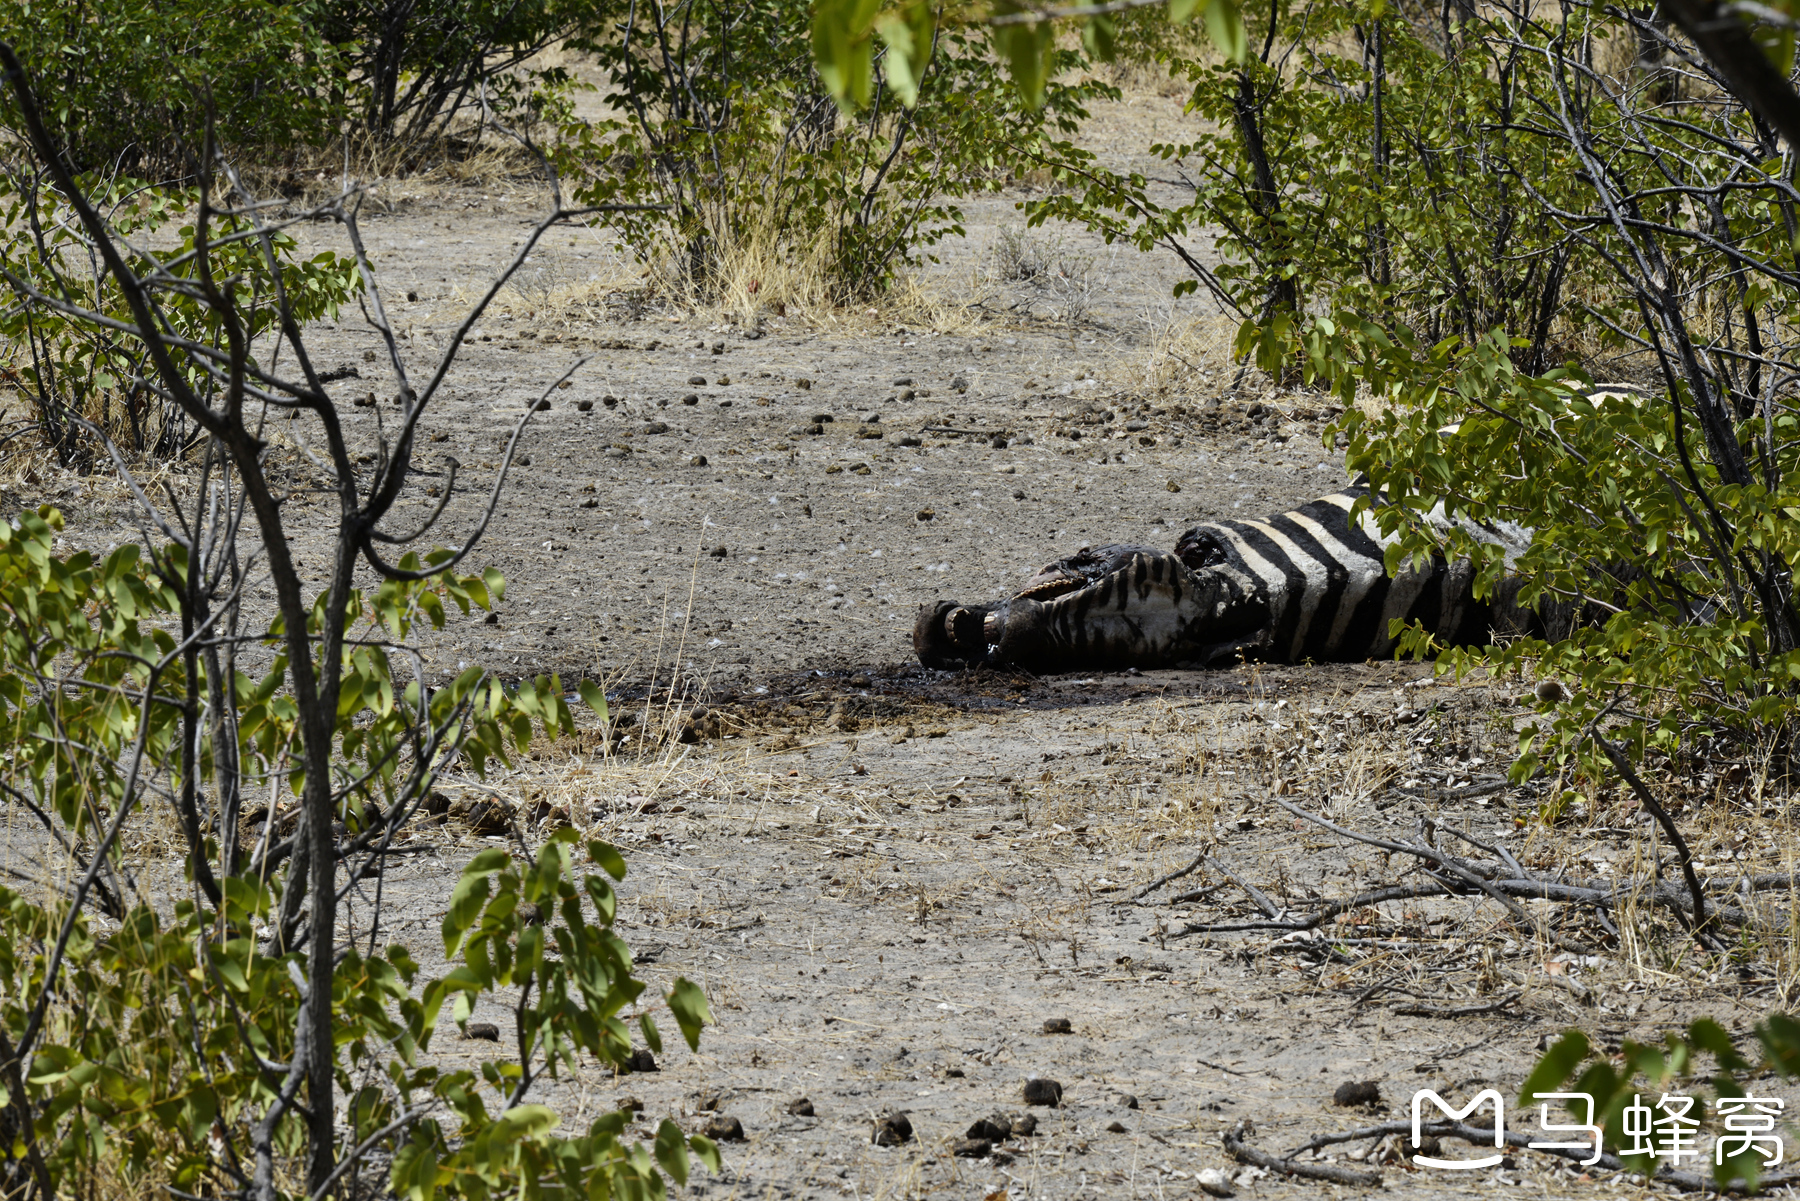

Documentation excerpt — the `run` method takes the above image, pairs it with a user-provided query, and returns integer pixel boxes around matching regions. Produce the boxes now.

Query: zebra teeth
[945,606,985,652]
[1018,578,1084,602]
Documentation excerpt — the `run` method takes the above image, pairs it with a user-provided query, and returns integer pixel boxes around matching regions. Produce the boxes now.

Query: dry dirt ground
[19,89,1800,1200]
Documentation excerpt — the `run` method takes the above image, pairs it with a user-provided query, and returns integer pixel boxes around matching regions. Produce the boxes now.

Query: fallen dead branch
[1223,1121,1382,1187]
[1285,1120,1800,1192]
[1390,990,1521,1018]
[1143,796,1784,956]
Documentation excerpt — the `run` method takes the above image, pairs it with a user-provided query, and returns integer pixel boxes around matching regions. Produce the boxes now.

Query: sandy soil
[20,87,1800,1201]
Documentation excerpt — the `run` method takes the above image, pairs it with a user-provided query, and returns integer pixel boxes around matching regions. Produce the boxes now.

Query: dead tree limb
[1223,1121,1383,1187]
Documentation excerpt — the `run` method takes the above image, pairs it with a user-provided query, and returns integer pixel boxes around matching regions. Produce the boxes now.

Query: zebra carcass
[913,484,1555,672]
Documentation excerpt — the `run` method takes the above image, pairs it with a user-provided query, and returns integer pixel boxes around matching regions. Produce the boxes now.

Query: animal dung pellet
[966,1115,1010,1141]
[643,421,669,434]
[796,378,813,390]
[617,1095,644,1113]
[717,375,731,385]
[1041,1017,1072,1034]
[892,377,913,386]
[1117,1094,1139,1110]
[709,546,728,558]
[916,509,935,521]
[533,398,551,411]
[690,455,708,466]
[1333,1080,1382,1107]
[1105,1121,1127,1134]
[576,399,594,412]
[688,375,707,385]
[952,1138,992,1158]
[811,412,834,423]
[787,1097,815,1116]
[696,1091,723,1111]
[871,1112,913,1145]
[682,393,699,405]
[462,1022,500,1041]
[703,1115,745,1141]
[624,1048,658,1073]
[1010,1114,1038,1136]
[1023,1078,1063,1106]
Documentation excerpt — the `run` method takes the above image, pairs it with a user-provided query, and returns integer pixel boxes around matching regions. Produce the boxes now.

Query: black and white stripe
[913,485,1537,672]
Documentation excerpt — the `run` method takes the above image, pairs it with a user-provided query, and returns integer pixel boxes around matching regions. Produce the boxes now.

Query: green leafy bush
[1029,0,1584,374]
[562,0,1109,307]
[0,507,716,1199]
[0,175,361,467]
[0,1,335,172]
[0,0,583,176]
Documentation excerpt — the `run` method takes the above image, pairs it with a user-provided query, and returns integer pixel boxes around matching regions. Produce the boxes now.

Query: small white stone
[1197,1167,1235,1197]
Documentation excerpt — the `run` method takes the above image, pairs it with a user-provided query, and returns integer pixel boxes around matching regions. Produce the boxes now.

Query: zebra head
[913,547,1273,671]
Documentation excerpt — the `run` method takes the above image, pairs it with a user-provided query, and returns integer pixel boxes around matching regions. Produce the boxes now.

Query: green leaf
[639,1013,663,1055]
[989,6,1055,109]
[578,679,609,726]
[1203,0,1248,65]
[812,0,880,109]
[500,1104,557,1139]
[688,1134,722,1174]
[588,839,628,881]
[390,1135,439,1201]
[875,0,936,107]
[1082,13,1117,61]
[1689,1018,1753,1074]
[1757,1013,1800,1077]
[655,1118,691,1185]
[667,977,712,1052]
[1519,1030,1589,1106]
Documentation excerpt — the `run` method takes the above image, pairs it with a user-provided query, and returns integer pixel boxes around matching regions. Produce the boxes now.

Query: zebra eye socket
[1177,535,1229,569]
